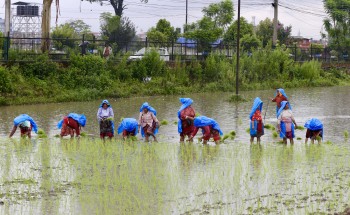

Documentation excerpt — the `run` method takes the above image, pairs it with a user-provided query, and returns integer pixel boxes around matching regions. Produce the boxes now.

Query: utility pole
[5,0,11,35]
[185,0,188,32]
[272,0,278,46]
[236,0,241,95]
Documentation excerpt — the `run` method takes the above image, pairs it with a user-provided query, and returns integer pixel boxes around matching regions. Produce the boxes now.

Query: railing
[0,35,349,63]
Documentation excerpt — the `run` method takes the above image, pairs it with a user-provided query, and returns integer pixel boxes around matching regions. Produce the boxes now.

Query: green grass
[345,130,349,139]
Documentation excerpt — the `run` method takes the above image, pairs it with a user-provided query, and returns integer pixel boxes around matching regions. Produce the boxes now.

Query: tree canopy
[147,19,178,44]
[184,0,233,51]
[100,12,136,51]
[223,17,254,44]
[51,20,92,50]
[255,18,292,47]
[323,0,350,49]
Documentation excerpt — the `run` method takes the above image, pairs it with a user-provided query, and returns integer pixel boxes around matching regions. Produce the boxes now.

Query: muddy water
[0,86,349,142]
[0,86,350,214]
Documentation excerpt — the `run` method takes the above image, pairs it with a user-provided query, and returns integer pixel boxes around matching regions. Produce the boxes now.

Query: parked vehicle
[128,47,169,61]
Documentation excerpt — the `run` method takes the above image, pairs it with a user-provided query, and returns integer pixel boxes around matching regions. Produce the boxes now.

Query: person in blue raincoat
[304,118,323,144]
[138,102,159,142]
[57,113,86,138]
[277,101,298,144]
[271,88,288,117]
[118,118,139,140]
[9,114,38,138]
[97,99,115,140]
[249,97,264,144]
[177,98,196,142]
[188,116,223,144]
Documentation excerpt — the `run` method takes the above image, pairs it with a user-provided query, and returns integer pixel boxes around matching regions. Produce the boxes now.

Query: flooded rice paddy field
[0,86,350,214]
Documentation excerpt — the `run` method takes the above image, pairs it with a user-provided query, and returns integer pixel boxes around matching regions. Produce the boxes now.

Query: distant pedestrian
[103,43,112,59]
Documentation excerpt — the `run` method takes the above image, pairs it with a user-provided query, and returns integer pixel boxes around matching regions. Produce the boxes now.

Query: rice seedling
[222,134,230,141]
[37,129,47,138]
[272,131,278,138]
[173,121,178,125]
[246,128,250,133]
[264,124,275,130]
[160,120,168,125]
[295,125,305,130]
[129,136,138,141]
[228,95,247,103]
[1,126,350,215]
[297,137,302,140]
[344,130,349,139]
[222,131,236,142]
[80,132,87,137]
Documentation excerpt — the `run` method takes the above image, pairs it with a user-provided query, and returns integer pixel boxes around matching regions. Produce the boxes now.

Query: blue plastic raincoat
[117,118,139,135]
[277,101,294,138]
[139,102,158,137]
[177,98,193,134]
[249,97,264,136]
[14,114,38,134]
[193,116,223,136]
[57,113,87,129]
[304,118,323,139]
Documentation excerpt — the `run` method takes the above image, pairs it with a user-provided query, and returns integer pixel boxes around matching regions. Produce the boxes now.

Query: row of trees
[50,0,293,54]
[45,0,350,55]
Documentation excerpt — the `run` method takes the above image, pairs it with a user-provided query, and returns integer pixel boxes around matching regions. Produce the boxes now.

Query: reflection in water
[200,144,220,165]
[249,144,263,175]
[178,142,199,172]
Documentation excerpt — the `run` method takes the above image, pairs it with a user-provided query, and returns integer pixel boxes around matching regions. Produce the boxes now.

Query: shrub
[0,67,13,94]
[20,54,60,79]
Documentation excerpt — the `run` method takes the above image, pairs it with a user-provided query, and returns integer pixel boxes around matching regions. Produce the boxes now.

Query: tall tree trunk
[111,0,123,16]
[41,0,53,53]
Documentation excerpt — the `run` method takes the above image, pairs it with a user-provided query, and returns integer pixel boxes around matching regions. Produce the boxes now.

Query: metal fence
[0,35,349,63]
